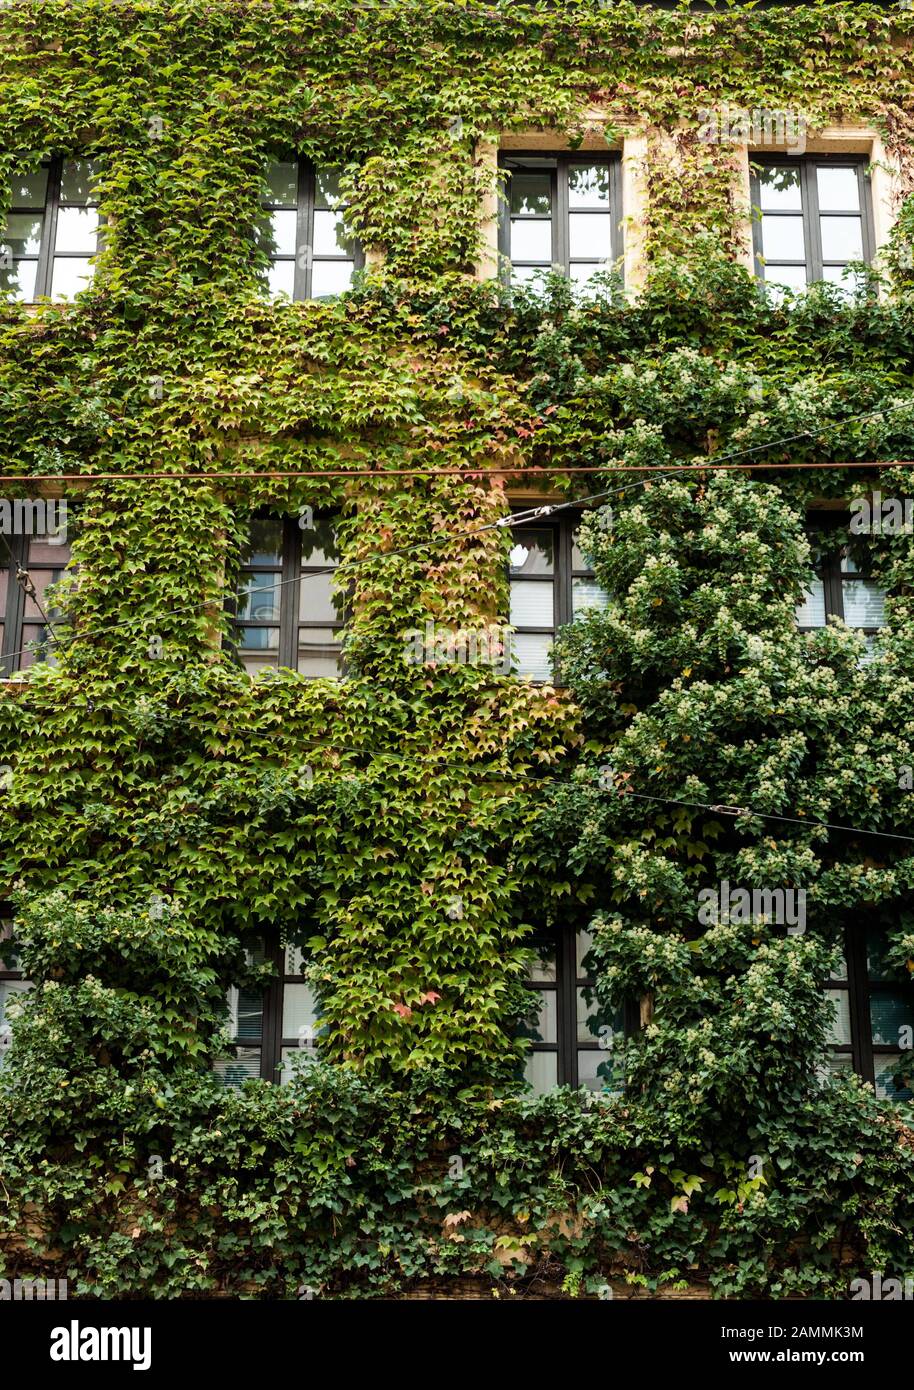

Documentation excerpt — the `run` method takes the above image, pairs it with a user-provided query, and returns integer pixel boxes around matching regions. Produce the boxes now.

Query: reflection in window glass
[502,155,620,287]
[1,157,101,301]
[752,159,870,292]
[261,159,359,301]
[235,515,344,678]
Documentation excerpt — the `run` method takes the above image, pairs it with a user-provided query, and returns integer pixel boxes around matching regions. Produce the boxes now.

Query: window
[216,939,320,1087]
[233,514,344,677]
[824,926,914,1101]
[795,516,887,653]
[499,154,623,289]
[750,157,875,295]
[259,159,362,300]
[0,526,73,678]
[521,927,631,1094]
[0,909,29,1066]
[508,510,610,681]
[0,158,102,301]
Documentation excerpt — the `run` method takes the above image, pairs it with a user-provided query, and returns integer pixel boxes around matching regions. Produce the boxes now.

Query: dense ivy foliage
[1,0,913,1298]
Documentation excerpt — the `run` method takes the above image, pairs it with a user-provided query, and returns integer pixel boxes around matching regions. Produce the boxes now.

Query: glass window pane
[285,943,308,975]
[510,264,549,287]
[829,937,848,982]
[796,580,826,627]
[761,215,806,261]
[54,207,99,253]
[825,988,852,1046]
[241,654,278,673]
[298,571,343,623]
[575,929,594,976]
[820,216,863,263]
[214,1048,261,1087]
[757,166,802,210]
[3,212,43,256]
[509,579,554,628]
[233,987,264,1042]
[268,258,295,298]
[816,166,860,212]
[865,929,892,981]
[10,168,48,208]
[874,1054,913,1102]
[0,978,30,1026]
[300,517,339,565]
[870,991,914,1047]
[310,260,353,297]
[572,577,611,615]
[241,518,283,566]
[238,626,279,651]
[19,623,54,667]
[568,164,610,209]
[267,208,297,257]
[314,168,342,209]
[280,1046,319,1083]
[577,985,623,1045]
[0,570,6,610]
[822,264,866,296]
[823,1052,853,1079]
[510,172,551,216]
[3,260,37,300]
[842,580,886,628]
[527,943,557,983]
[237,573,281,623]
[282,982,317,1038]
[519,991,557,1045]
[569,212,612,260]
[510,218,552,263]
[313,208,352,257]
[570,263,610,293]
[577,1049,621,1093]
[50,257,93,299]
[296,642,342,678]
[512,632,553,681]
[523,1050,557,1094]
[24,570,67,620]
[508,530,554,575]
[265,161,298,205]
[59,159,100,204]
[28,532,70,564]
[763,263,808,294]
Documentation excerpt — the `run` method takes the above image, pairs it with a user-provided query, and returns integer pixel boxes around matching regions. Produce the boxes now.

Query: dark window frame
[0,528,72,679]
[825,924,914,1099]
[749,154,876,288]
[4,155,103,301]
[231,511,346,678]
[224,940,319,1084]
[0,908,26,1057]
[508,507,606,684]
[261,156,364,301]
[525,927,637,1089]
[798,510,886,639]
[498,151,624,284]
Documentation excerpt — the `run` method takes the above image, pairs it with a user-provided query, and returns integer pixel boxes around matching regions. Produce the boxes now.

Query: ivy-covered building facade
[1,0,914,1301]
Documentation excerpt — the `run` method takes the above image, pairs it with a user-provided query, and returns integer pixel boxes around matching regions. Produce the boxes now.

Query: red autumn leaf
[392,1002,412,1019]
[418,991,441,1006]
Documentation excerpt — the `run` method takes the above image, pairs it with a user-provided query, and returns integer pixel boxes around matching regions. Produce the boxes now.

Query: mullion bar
[1,534,28,677]
[279,518,299,670]
[561,927,577,1086]
[294,158,311,302]
[847,928,875,1084]
[554,163,568,272]
[802,160,822,283]
[34,156,60,298]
